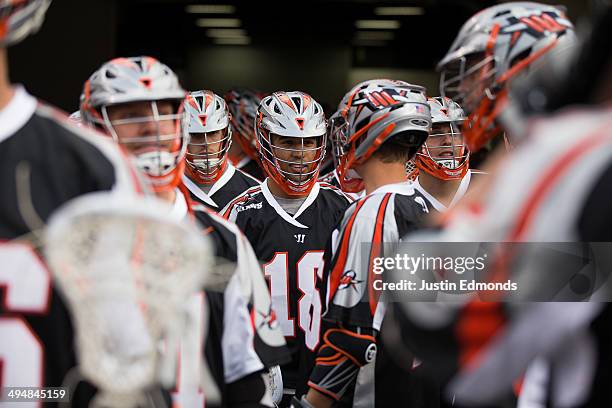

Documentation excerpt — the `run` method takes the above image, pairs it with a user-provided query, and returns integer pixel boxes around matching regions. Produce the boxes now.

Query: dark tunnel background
[8,0,598,113]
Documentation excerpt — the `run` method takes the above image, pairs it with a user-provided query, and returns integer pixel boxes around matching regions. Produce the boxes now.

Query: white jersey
[392,107,612,408]
[412,169,482,213]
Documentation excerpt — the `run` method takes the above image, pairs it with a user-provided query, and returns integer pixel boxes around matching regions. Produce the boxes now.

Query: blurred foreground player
[0,1,144,406]
[437,1,575,153]
[385,3,612,408]
[81,56,288,407]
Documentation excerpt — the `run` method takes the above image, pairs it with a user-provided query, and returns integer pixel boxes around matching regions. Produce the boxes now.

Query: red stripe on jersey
[329,197,371,297]
[509,120,612,240]
[455,301,506,369]
[367,193,391,317]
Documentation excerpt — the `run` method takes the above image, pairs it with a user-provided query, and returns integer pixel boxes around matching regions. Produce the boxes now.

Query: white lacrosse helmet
[438,2,575,151]
[225,88,263,160]
[416,97,469,180]
[255,91,327,196]
[80,56,188,193]
[333,79,431,192]
[183,90,232,183]
[0,0,52,47]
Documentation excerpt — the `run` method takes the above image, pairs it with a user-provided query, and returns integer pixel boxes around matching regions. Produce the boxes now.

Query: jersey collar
[0,86,37,144]
[261,179,321,229]
[182,163,236,208]
[414,169,472,212]
[369,180,417,196]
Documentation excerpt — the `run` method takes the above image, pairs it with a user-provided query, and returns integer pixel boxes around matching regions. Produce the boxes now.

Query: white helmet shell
[438,2,575,103]
[0,0,52,47]
[258,91,326,138]
[184,90,230,133]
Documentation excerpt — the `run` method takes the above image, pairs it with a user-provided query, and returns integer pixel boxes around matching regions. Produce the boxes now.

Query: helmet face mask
[184,90,232,184]
[328,114,349,169]
[264,133,324,186]
[80,57,188,193]
[186,128,232,183]
[440,52,496,114]
[416,97,469,180]
[103,100,188,190]
[328,113,364,192]
[256,91,327,196]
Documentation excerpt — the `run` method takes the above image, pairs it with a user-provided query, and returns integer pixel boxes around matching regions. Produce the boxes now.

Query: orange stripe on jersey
[367,193,392,317]
[308,381,340,401]
[455,301,506,369]
[329,197,372,297]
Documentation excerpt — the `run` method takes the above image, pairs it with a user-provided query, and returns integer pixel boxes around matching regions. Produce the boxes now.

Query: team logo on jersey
[236,201,263,213]
[338,270,363,292]
[257,306,279,331]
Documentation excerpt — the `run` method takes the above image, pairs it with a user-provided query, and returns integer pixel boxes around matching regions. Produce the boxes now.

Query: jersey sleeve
[221,271,266,383]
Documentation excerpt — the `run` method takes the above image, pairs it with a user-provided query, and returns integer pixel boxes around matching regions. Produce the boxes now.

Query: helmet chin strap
[133,150,177,177]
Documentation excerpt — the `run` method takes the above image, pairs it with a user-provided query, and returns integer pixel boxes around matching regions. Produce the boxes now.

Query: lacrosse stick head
[45,191,213,403]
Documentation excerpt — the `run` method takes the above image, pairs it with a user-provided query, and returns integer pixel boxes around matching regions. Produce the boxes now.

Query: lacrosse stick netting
[406,159,419,181]
[45,192,213,407]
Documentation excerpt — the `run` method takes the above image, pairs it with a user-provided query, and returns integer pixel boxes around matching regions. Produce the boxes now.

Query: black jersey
[234,156,265,182]
[183,163,260,212]
[0,88,141,403]
[222,180,352,396]
[170,193,290,407]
